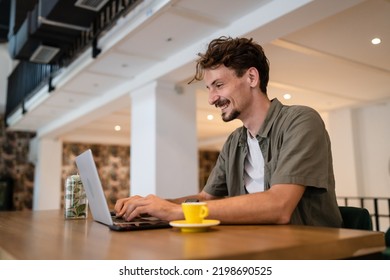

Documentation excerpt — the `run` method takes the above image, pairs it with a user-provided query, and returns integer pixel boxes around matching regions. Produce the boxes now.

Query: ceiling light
[207,114,214,120]
[114,125,121,131]
[283,93,292,100]
[371,38,381,45]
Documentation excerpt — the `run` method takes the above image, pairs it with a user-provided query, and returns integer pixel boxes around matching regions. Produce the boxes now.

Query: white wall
[353,101,390,197]
[328,102,390,231]
[328,101,390,197]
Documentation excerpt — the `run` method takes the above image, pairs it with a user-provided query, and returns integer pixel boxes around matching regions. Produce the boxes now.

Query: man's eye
[216,83,223,88]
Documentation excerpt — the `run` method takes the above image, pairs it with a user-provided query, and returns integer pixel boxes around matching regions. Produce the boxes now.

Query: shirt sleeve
[269,106,334,190]
[202,136,231,197]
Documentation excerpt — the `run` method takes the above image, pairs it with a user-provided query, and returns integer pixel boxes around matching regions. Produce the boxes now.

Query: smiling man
[115,36,342,227]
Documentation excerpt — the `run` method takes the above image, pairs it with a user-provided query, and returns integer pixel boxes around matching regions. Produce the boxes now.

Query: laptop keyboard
[108,211,171,231]
[110,211,161,224]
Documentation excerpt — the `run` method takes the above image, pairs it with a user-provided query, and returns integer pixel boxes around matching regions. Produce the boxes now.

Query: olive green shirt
[203,98,342,227]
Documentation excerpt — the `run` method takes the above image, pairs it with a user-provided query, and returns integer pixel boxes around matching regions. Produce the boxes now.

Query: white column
[32,137,63,210]
[328,108,360,196]
[130,81,198,198]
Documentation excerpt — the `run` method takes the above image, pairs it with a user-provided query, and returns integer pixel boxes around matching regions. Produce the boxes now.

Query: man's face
[204,65,252,122]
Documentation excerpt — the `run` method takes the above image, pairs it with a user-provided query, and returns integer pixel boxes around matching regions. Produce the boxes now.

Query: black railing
[5,61,60,119]
[59,0,142,67]
[5,0,141,123]
[337,196,390,232]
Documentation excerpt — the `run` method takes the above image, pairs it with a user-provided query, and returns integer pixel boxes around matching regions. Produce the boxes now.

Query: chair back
[339,206,373,230]
[385,227,390,247]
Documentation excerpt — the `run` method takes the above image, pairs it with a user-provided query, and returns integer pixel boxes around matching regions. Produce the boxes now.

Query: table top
[0,210,385,260]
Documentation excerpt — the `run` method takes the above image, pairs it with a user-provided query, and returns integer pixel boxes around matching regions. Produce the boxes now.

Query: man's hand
[114,194,184,222]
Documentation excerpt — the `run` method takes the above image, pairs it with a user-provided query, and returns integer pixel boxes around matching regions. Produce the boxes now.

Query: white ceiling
[1,0,390,150]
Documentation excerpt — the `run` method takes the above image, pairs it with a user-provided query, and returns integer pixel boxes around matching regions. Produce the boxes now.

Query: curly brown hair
[189,36,270,94]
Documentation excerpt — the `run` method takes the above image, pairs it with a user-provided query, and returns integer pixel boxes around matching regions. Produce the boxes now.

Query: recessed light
[371,38,381,45]
[207,114,214,121]
[114,125,121,131]
[283,93,292,100]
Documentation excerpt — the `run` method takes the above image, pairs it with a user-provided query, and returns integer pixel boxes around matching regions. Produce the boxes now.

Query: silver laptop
[75,149,171,231]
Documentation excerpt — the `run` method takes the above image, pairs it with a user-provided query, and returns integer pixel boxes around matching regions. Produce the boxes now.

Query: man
[115,36,342,227]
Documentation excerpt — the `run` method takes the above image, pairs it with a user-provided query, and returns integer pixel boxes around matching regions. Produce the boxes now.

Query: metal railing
[5,0,141,123]
[5,62,60,118]
[337,196,390,232]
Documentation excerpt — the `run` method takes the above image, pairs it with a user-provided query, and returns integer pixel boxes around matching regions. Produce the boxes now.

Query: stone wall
[62,142,219,209]
[0,117,219,211]
[0,115,36,210]
[61,143,131,209]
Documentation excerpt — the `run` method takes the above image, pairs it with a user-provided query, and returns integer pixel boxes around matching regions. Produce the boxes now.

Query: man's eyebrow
[206,79,218,89]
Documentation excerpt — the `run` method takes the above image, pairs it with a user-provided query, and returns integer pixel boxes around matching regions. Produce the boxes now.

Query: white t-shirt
[244,130,265,193]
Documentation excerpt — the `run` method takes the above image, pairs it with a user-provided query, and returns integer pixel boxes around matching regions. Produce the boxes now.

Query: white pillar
[130,81,198,198]
[32,137,63,210]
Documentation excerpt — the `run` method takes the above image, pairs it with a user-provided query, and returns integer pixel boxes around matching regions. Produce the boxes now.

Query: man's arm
[205,184,305,224]
[115,184,305,224]
[114,190,222,221]
[167,190,221,204]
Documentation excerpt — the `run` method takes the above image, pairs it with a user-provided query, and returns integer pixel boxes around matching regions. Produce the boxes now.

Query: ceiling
[1,0,390,150]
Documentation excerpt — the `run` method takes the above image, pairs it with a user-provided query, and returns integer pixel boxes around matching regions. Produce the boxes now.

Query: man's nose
[208,91,219,105]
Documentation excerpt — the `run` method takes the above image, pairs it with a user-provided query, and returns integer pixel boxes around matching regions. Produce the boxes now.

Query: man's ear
[247,67,259,88]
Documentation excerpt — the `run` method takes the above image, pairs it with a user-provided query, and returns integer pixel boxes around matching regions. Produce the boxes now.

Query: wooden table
[0,210,385,260]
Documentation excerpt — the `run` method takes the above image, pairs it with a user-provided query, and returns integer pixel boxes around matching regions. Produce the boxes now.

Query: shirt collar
[258,98,283,138]
[238,98,283,146]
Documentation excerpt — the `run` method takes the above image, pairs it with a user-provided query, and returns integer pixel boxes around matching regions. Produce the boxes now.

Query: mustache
[214,98,229,108]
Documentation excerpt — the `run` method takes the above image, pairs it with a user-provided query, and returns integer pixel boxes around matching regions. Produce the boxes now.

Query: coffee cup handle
[200,206,209,219]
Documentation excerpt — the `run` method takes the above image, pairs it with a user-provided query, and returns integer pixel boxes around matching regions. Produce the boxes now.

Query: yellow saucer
[170,219,220,233]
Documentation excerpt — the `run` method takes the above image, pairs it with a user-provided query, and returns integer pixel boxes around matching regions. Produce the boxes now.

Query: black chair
[382,227,390,259]
[339,206,373,230]
[385,227,390,246]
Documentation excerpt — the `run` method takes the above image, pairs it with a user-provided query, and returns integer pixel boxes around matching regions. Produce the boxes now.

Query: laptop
[75,149,171,231]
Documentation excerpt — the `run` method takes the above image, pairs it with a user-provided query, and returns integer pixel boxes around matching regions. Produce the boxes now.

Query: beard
[222,109,240,122]
[214,97,240,122]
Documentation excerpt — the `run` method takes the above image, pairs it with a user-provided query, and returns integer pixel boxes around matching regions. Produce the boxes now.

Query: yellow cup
[182,202,209,224]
